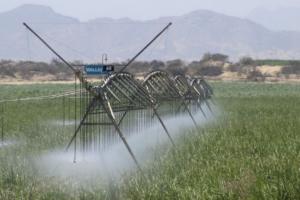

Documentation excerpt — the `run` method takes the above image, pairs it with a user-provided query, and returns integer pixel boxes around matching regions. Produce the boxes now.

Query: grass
[0,82,300,199]
[118,82,300,199]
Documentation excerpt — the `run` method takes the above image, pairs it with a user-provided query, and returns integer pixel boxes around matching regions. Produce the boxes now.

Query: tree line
[0,53,300,81]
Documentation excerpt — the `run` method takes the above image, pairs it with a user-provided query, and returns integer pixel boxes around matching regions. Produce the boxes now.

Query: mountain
[247,7,300,32]
[1,4,300,61]
[0,4,78,24]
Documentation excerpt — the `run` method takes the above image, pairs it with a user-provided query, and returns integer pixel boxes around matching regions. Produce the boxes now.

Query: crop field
[0,82,300,199]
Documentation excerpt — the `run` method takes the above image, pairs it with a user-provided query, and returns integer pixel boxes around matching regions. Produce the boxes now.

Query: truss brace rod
[23,23,76,73]
[124,78,175,146]
[119,22,172,73]
[100,94,142,172]
[153,107,175,146]
[23,23,93,95]
[66,97,97,151]
[163,77,199,128]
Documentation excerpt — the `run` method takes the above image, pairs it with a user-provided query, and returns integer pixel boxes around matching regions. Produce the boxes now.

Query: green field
[255,59,300,66]
[1,82,300,199]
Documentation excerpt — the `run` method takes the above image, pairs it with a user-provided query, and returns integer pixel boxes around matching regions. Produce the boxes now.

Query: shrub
[227,64,242,73]
[201,53,228,63]
[150,60,165,71]
[246,70,265,82]
[165,59,186,75]
[281,61,300,75]
[198,65,223,76]
[127,61,152,74]
[239,56,255,66]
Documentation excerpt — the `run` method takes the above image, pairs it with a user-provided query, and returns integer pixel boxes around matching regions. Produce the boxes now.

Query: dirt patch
[257,65,282,77]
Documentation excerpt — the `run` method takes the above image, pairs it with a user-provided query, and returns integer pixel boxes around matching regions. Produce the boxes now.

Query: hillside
[1,5,300,61]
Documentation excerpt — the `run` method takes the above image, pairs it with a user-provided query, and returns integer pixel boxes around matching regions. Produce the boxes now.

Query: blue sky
[0,0,300,20]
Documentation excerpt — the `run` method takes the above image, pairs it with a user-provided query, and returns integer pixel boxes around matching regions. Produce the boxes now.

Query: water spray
[23,22,215,177]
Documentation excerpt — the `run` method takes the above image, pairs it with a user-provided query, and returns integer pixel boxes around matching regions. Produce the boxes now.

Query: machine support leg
[153,107,175,146]
[66,98,97,151]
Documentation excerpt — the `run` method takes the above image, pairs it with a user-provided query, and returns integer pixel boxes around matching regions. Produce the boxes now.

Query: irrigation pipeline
[65,72,214,158]
[21,21,215,172]
[0,90,80,103]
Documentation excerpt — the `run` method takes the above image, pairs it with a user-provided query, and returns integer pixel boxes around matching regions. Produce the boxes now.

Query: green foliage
[281,61,300,75]
[201,53,229,62]
[255,59,300,66]
[1,82,300,199]
[0,59,74,80]
[119,82,300,199]
[198,65,223,76]
[165,59,186,75]
[255,59,300,75]
[239,56,255,66]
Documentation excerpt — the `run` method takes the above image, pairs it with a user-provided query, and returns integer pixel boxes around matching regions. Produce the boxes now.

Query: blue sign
[84,64,114,75]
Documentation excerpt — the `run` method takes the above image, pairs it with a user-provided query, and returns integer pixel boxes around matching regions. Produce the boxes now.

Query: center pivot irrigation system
[23,22,214,171]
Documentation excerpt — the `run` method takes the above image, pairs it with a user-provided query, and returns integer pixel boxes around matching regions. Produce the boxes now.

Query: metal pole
[73,75,77,163]
[128,78,176,146]
[1,103,4,142]
[99,94,142,172]
[66,95,95,151]
[153,107,175,146]
[162,76,199,128]
[119,22,172,73]
[102,53,108,64]
[23,23,93,95]
[23,23,76,73]
[63,95,65,127]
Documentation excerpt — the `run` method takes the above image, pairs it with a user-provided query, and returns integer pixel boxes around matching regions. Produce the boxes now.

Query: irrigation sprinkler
[143,71,199,129]
[190,78,214,114]
[24,22,140,169]
[23,21,214,174]
[173,75,207,122]
[198,79,214,113]
[23,22,175,171]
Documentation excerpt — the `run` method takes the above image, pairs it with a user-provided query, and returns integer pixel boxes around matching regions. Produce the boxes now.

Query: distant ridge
[0,4,78,24]
[1,4,300,61]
